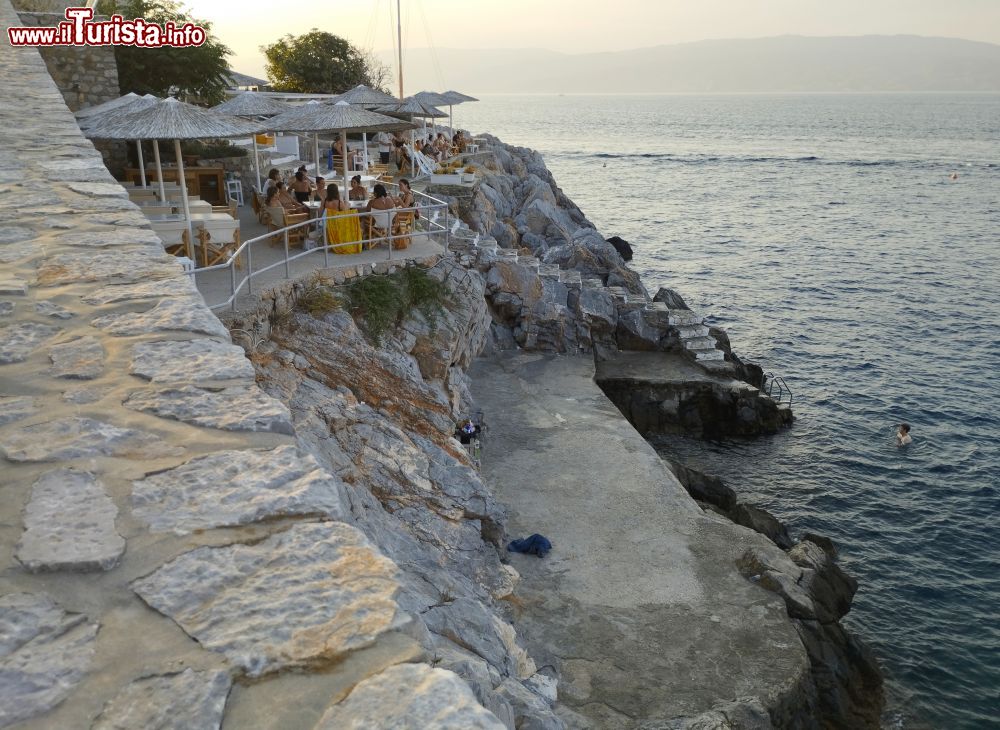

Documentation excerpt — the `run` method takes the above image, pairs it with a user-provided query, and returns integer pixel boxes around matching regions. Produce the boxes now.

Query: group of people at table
[332,130,470,177]
[261,166,418,254]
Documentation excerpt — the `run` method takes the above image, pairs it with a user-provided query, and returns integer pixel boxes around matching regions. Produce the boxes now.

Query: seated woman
[363,183,396,240]
[453,130,467,153]
[393,178,419,217]
[348,175,368,202]
[311,176,326,203]
[265,167,281,191]
[290,169,312,204]
[273,180,308,215]
[322,183,362,255]
[391,140,411,174]
[332,137,346,160]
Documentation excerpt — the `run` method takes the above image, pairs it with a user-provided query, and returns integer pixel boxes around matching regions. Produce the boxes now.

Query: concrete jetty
[471,352,809,727]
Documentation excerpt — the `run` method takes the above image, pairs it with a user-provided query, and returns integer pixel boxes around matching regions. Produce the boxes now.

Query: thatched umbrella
[76,93,158,187]
[336,85,401,169]
[85,97,262,249]
[267,101,415,198]
[438,90,479,134]
[213,92,289,192]
[337,84,399,108]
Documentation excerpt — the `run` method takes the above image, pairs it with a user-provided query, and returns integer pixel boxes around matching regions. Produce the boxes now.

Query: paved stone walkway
[470,352,808,727]
[0,3,500,727]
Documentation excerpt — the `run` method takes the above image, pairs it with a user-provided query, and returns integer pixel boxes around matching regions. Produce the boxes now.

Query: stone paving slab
[91,668,231,730]
[132,445,346,534]
[0,593,99,727]
[131,522,402,677]
[129,339,255,384]
[123,385,294,434]
[15,469,125,573]
[0,417,182,463]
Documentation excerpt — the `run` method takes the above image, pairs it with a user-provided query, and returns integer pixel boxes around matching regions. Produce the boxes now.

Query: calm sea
[457,93,1000,728]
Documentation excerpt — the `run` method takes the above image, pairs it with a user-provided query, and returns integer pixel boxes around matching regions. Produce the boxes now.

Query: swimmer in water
[949,172,959,181]
[896,423,912,446]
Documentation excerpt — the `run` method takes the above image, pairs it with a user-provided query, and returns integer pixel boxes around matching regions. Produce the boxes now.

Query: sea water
[457,93,1000,728]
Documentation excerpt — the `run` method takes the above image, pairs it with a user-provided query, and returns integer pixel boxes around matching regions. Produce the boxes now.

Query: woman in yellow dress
[323,183,362,254]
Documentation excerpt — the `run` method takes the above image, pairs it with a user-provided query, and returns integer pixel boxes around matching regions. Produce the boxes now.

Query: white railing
[185,184,452,311]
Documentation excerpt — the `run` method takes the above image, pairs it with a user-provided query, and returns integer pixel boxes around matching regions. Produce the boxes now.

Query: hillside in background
[386,35,1000,93]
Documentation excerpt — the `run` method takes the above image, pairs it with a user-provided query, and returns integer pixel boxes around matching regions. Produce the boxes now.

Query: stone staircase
[666,308,724,362]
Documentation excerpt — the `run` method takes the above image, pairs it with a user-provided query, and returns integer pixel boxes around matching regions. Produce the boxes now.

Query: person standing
[376,131,392,165]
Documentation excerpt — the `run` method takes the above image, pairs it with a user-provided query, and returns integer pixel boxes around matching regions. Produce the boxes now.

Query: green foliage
[96,0,232,104]
[347,267,448,343]
[179,139,247,159]
[297,273,342,317]
[261,30,391,94]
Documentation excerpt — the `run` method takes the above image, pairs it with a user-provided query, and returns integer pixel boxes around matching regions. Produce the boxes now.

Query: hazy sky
[185,0,1000,79]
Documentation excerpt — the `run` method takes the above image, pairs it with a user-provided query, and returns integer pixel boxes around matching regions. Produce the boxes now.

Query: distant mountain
[386,36,1000,94]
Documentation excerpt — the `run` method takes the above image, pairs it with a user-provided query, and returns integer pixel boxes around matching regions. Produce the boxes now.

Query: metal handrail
[762,371,793,408]
[184,184,452,311]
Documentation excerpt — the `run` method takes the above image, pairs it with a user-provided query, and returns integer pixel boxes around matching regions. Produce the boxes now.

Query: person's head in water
[896,423,912,446]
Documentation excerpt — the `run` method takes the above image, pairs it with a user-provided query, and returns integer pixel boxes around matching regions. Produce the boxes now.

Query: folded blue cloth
[507,534,552,558]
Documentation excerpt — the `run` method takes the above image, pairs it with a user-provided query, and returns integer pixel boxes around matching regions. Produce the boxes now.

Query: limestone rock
[663,697,774,729]
[0,278,27,295]
[0,417,180,463]
[0,322,60,363]
[0,301,13,317]
[313,663,505,730]
[0,395,36,426]
[496,679,564,730]
[653,287,690,311]
[67,182,128,198]
[0,593,98,727]
[132,445,346,534]
[131,522,400,676]
[732,503,794,550]
[92,668,231,730]
[123,385,294,435]
[82,277,200,305]
[15,469,125,572]
[129,339,254,384]
[35,301,74,319]
[49,336,105,379]
[61,386,112,405]
[36,249,179,286]
[92,298,228,338]
[424,598,523,677]
[605,235,633,262]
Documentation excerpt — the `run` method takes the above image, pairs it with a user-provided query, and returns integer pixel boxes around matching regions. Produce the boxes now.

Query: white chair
[226,179,244,207]
[367,209,395,247]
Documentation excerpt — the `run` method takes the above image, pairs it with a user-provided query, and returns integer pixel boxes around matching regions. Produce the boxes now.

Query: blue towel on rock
[507,534,552,558]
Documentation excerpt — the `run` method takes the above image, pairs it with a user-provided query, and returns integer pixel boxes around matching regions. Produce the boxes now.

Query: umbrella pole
[341,129,348,200]
[253,135,262,193]
[362,132,369,172]
[136,141,146,187]
[449,104,453,136]
[152,140,165,200]
[313,133,319,180]
[174,139,194,262]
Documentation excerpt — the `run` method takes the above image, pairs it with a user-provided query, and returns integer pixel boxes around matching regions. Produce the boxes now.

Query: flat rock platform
[470,352,807,727]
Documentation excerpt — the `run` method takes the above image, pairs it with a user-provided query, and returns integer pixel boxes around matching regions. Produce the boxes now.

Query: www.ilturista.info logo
[7,7,206,47]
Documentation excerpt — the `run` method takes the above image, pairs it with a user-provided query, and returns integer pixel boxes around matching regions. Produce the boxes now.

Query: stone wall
[0,1,504,726]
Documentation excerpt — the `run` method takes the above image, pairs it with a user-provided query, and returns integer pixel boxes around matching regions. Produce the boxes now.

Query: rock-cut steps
[666,307,725,362]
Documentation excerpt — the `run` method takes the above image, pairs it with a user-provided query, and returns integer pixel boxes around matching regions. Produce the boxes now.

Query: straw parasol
[438,90,479,133]
[76,93,159,187]
[213,91,288,117]
[377,98,446,165]
[213,92,289,192]
[85,97,262,252]
[337,84,399,108]
[267,101,415,198]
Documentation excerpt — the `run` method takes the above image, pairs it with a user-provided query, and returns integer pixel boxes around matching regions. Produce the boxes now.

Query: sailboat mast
[396,0,404,100]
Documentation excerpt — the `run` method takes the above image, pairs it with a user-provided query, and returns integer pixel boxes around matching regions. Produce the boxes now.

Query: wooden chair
[196,224,242,269]
[212,199,238,218]
[391,210,414,250]
[284,212,309,246]
[364,209,396,249]
[251,189,263,221]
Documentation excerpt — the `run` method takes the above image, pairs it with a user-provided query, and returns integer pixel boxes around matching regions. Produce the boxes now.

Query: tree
[96,0,232,104]
[262,30,392,94]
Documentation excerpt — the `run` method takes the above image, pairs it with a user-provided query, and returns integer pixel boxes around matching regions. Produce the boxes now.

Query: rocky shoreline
[229,134,884,727]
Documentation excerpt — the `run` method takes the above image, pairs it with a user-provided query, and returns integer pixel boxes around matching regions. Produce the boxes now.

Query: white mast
[397,0,404,100]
